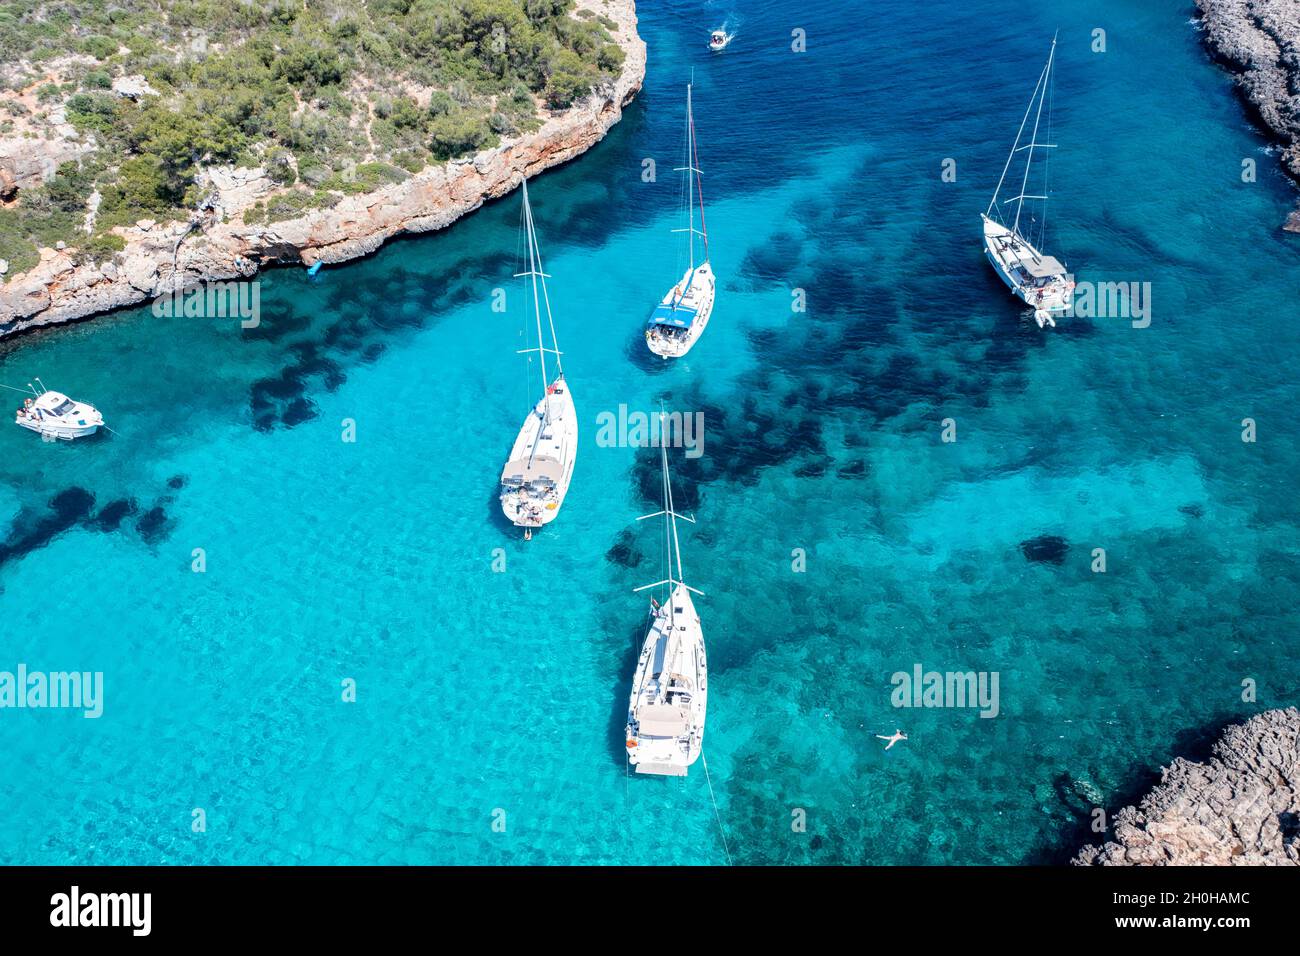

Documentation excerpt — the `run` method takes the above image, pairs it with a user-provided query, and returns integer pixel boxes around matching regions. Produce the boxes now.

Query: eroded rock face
[1074,708,1300,866]
[0,0,647,337]
[1195,0,1300,229]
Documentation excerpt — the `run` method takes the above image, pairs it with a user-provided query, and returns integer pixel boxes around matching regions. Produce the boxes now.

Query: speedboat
[12,383,103,440]
[709,29,732,51]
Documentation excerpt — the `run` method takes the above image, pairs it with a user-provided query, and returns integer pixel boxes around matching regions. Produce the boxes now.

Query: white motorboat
[625,425,707,776]
[708,29,732,51]
[11,380,103,440]
[499,181,577,534]
[646,83,716,359]
[982,34,1075,329]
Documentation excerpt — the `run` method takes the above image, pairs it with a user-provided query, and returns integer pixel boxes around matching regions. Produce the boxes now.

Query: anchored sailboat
[982,34,1074,329]
[625,426,707,776]
[498,181,577,536]
[646,83,715,359]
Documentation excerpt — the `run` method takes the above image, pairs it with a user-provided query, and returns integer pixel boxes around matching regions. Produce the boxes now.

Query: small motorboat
[12,381,103,440]
[709,29,731,51]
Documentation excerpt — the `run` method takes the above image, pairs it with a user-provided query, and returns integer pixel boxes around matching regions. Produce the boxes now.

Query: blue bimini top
[648,302,697,329]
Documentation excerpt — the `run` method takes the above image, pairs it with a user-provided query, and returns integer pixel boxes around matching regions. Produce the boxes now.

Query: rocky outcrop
[1074,708,1300,866]
[0,0,646,337]
[1195,0,1300,230]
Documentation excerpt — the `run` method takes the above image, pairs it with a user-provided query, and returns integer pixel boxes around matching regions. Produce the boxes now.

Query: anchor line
[701,752,732,866]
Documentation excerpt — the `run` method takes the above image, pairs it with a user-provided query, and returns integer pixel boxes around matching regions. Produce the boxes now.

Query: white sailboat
[498,181,577,536]
[646,83,715,359]
[982,34,1075,329]
[11,379,103,440]
[625,427,707,776]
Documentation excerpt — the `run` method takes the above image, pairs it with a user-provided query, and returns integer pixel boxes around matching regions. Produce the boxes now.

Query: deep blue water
[1,0,1298,864]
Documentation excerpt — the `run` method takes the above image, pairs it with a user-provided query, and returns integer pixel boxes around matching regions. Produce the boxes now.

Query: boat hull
[625,585,708,775]
[13,391,104,440]
[981,215,1074,318]
[645,263,716,359]
[499,378,577,530]
[14,418,100,440]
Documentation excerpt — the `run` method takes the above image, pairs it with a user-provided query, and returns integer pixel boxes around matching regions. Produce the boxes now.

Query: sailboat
[645,83,715,359]
[625,425,708,776]
[982,34,1075,329]
[498,180,577,536]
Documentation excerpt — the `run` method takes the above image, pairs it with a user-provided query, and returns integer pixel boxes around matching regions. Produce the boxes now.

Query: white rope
[701,752,732,866]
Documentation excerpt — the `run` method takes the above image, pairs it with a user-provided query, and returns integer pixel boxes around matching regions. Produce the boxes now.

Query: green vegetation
[0,0,624,273]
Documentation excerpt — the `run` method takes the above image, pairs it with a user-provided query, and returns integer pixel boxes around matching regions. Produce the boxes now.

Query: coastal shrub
[73,231,126,265]
[296,156,333,187]
[261,189,318,224]
[393,150,429,174]
[65,92,120,136]
[429,110,497,160]
[43,163,95,215]
[2,0,622,251]
[355,162,410,187]
[82,34,118,60]
[545,49,596,109]
[0,208,41,276]
[97,156,181,224]
[263,148,297,186]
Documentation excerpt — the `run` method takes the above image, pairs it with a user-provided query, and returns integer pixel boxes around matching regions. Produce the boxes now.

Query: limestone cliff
[0,0,645,337]
[1195,0,1300,231]
[1075,708,1300,866]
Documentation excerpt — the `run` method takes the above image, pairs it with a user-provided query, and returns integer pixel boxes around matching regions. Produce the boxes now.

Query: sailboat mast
[1013,37,1056,236]
[692,91,709,264]
[522,182,551,415]
[685,84,695,271]
[662,438,685,586]
[987,54,1050,220]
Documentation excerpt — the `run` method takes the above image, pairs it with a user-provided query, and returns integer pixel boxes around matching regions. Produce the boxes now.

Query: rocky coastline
[0,0,645,339]
[1074,708,1300,866]
[1195,0,1300,231]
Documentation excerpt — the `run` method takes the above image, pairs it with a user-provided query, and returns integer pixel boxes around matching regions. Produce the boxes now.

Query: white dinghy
[499,181,577,537]
[625,425,707,776]
[982,34,1074,329]
[11,379,103,440]
[708,29,732,51]
[646,83,715,359]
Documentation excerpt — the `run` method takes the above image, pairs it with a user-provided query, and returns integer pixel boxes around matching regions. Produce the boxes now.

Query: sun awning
[500,455,564,484]
[648,302,697,328]
[1020,254,1065,278]
[637,702,689,737]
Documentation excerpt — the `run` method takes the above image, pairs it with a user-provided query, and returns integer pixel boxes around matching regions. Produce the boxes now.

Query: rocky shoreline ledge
[1074,708,1300,865]
[0,0,645,339]
[1195,0,1300,231]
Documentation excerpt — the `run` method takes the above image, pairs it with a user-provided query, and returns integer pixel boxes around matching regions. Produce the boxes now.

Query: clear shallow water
[1,0,1298,865]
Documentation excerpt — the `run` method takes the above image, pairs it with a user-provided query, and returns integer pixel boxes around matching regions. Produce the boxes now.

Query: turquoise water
[2,0,1298,865]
